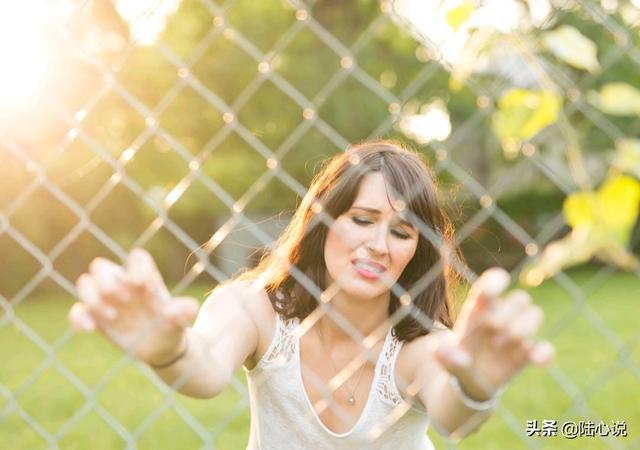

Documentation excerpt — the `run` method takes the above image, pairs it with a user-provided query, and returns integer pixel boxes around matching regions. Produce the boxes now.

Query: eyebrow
[349,206,415,228]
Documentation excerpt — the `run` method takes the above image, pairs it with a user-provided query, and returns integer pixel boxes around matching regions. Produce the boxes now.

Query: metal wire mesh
[1,0,639,449]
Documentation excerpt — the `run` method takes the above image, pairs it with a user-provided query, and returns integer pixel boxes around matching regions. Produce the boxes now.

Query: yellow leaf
[563,192,595,228]
[563,175,640,244]
[526,175,640,285]
[446,1,475,32]
[542,25,600,73]
[492,89,561,143]
[587,82,640,116]
[597,175,640,243]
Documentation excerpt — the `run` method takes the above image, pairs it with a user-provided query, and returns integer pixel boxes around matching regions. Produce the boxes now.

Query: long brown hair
[237,140,458,341]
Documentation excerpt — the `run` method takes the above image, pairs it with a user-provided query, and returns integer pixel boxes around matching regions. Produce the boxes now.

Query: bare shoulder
[395,321,453,397]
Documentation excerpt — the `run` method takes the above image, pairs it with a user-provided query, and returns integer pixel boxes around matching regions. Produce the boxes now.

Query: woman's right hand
[68,248,200,367]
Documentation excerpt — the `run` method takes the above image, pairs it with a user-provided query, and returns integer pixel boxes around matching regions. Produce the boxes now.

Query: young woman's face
[324,171,419,301]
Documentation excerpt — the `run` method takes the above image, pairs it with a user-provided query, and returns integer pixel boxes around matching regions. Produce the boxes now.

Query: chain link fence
[1,0,639,448]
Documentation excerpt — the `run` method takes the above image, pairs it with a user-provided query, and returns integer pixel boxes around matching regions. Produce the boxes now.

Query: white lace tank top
[243,308,435,449]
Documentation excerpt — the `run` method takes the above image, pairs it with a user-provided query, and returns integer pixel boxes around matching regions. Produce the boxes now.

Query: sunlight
[398,100,451,144]
[0,1,50,111]
[393,0,553,68]
[115,0,182,45]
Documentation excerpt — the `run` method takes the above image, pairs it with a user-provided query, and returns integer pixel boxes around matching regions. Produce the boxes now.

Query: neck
[315,289,391,345]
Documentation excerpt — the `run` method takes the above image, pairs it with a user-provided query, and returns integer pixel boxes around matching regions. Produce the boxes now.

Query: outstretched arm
[411,268,555,438]
[68,248,264,399]
[150,279,264,398]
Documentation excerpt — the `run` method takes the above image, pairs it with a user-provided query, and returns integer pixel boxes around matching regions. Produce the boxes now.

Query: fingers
[529,340,555,367]
[161,297,200,327]
[485,290,544,348]
[126,248,170,303]
[437,270,555,394]
[457,268,511,328]
[498,303,544,347]
[75,248,166,329]
[485,291,532,333]
[89,257,129,304]
[483,290,554,366]
[466,268,511,311]
[72,250,173,333]
[69,302,95,332]
[76,273,117,322]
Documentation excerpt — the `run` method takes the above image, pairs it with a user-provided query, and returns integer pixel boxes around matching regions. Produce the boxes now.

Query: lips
[350,258,387,273]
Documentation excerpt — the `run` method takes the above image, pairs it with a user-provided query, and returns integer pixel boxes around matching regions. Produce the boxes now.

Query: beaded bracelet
[149,337,189,370]
[448,376,505,411]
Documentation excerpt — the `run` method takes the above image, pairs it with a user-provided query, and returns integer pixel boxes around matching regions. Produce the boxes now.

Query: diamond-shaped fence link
[1,0,639,449]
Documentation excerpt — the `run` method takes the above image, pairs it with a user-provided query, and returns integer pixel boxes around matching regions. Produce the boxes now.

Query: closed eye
[351,217,411,239]
[352,217,372,226]
[392,230,411,239]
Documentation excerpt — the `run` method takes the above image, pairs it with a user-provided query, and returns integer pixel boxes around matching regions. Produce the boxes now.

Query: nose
[366,223,389,255]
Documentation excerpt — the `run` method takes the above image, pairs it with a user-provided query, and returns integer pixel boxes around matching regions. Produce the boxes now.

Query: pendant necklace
[316,326,367,406]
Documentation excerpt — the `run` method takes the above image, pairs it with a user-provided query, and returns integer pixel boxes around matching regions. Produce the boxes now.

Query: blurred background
[1,0,639,448]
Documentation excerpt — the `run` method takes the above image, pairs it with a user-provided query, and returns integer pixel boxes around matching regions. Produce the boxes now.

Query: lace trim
[260,288,404,407]
[260,289,298,367]
[375,329,404,407]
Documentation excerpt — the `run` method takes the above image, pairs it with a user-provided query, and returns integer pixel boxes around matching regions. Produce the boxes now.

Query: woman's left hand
[433,268,555,401]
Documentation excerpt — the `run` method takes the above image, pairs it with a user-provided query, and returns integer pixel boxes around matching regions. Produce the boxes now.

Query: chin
[339,279,389,301]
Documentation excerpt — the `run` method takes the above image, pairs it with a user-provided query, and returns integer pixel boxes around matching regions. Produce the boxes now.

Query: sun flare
[0,1,50,111]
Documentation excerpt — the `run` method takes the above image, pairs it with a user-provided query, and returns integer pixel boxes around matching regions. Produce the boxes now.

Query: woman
[68,140,555,449]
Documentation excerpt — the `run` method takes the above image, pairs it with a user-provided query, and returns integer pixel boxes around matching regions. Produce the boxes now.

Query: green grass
[1,268,638,449]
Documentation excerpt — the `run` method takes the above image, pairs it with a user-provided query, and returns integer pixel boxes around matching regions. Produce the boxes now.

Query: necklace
[316,326,367,406]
